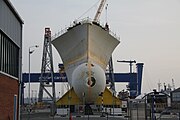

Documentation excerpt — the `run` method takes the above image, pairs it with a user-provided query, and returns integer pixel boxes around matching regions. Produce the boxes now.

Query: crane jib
[93,0,107,22]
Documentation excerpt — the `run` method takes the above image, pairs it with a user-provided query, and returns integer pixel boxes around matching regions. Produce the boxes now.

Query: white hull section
[52,22,120,103]
[72,63,106,103]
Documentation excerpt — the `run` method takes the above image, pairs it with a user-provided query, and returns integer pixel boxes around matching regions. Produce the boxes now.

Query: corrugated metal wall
[0,0,22,47]
[0,1,22,119]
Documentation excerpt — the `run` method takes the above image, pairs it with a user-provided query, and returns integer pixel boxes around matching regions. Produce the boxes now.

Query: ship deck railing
[51,17,120,41]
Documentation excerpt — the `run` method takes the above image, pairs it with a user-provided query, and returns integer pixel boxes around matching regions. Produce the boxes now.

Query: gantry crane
[117,60,136,73]
[38,28,56,116]
[93,0,107,23]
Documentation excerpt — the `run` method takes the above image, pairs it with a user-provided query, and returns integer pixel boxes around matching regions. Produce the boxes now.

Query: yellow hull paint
[56,87,121,106]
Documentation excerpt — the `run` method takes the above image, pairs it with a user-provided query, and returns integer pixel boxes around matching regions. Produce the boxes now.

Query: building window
[172,92,180,102]
[0,31,19,77]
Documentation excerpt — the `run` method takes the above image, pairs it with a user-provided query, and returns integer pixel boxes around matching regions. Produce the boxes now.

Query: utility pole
[38,28,56,116]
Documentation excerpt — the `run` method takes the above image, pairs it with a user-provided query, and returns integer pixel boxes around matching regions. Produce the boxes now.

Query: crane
[93,0,107,23]
[172,79,175,90]
[117,60,136,73]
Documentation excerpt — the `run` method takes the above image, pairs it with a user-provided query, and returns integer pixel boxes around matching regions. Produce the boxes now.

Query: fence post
[13,95,17,120]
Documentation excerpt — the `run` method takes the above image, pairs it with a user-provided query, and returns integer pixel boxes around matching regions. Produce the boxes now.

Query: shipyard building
[0,0,23,119]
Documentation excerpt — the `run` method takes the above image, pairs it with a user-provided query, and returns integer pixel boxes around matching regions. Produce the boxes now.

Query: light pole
[28,45,38,119]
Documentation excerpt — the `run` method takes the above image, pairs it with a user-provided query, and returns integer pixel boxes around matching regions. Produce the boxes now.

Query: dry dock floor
[20,112,179,120]
[21,112,128,120]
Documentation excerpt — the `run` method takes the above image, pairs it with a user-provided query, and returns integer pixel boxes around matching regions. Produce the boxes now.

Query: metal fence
[127,99,180,120]
[128,99,148,120]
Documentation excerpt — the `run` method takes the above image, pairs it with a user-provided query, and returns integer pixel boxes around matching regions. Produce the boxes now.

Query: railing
[51,28,68,41]
[51,17,120,41]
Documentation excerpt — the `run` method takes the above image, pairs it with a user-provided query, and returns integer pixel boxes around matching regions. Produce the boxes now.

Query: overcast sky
[11,0,180,97]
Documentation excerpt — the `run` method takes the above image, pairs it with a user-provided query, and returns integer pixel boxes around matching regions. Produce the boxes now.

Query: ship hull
[52,22,120,103]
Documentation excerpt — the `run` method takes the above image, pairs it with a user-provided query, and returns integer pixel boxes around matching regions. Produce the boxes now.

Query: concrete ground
[20,112,180,120]
[20,112,128,120]
[20,108,180,120]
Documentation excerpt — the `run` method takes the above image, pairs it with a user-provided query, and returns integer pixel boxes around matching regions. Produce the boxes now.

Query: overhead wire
[76,0,100,20]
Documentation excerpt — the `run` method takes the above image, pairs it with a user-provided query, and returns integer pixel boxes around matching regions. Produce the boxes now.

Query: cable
[76,0,100,20]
